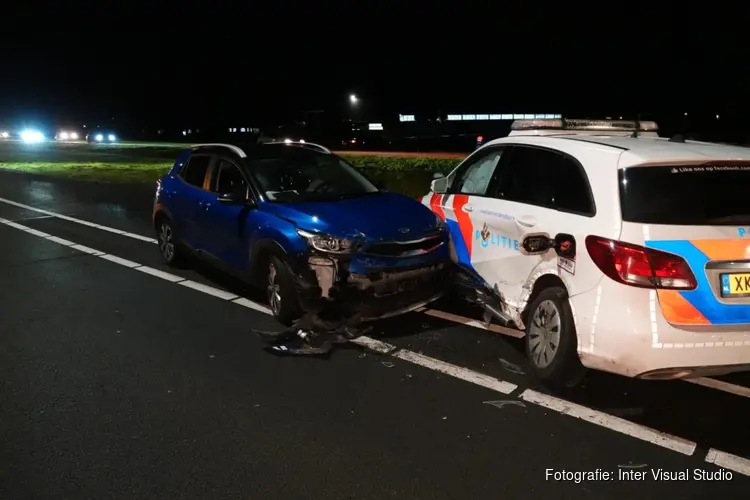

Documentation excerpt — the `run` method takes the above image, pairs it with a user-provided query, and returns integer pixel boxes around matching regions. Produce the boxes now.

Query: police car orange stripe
[429,193,446,221]
[452,194,474,256]
[657,290,710,325]
[690,239,750,262]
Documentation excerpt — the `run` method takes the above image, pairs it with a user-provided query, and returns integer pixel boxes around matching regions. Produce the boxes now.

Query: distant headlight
[108,134,116,141]
[59,132,69,140]
[70,132,79,140]
[297,229,354,253]
[0,131,9,138]
[95,134,104,141]
[20,129,45,143]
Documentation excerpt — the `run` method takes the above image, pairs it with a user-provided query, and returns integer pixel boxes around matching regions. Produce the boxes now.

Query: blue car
[153,141,451,326]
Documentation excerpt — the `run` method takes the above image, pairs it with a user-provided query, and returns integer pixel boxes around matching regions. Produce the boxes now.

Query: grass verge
[0,147,463,198]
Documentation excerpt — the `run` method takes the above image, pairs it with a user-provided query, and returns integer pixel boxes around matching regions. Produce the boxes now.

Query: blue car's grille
[365,233,444,257]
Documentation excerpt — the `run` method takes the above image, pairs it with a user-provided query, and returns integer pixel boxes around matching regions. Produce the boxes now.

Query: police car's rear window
[619,163,750,225]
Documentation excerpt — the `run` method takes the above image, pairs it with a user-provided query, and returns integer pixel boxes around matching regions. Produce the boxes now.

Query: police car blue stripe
[446,219,475,271]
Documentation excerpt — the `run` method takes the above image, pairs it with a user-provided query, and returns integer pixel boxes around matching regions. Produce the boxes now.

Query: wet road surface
[1,170,749,499]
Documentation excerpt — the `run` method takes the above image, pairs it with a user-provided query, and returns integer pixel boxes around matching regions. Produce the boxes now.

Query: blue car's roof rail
[265,141,331,154]
[190,143,247,158]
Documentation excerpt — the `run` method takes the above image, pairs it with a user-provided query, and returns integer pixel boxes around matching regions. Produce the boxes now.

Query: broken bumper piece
[255,319,375,355]
[256,251,450,356]
[290,253,452,324]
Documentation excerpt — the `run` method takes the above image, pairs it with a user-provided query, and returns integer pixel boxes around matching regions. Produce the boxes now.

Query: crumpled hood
[263,191,440,241]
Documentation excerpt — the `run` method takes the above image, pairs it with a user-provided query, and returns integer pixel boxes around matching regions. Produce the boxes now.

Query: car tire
[524,286,587,389]
[156,216,186,267]
[267,255,303,326]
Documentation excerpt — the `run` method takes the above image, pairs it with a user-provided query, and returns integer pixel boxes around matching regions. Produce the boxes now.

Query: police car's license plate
[721,273,750,297]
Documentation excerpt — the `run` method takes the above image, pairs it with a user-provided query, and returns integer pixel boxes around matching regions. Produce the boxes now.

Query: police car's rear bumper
[570,281,750,380]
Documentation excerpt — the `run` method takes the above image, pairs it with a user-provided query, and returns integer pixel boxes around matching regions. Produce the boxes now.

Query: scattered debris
[402,373,413,381]
[358,352,367,359]
[498,357,526,375]
[417,331,442,344]
[382,361,395,368]
[167,389,173,394]
[422,323,431,329]
[209,354,215,359]
[442,416,447,420]
[483,400,526,409]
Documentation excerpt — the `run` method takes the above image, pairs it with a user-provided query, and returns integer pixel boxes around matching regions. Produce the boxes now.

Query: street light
[349,94,358,104]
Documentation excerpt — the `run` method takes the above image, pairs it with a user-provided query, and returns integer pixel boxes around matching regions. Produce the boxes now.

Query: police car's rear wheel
[525,286,586,389]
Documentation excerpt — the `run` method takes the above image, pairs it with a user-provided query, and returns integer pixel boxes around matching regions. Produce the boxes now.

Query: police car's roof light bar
[510,118,659,132]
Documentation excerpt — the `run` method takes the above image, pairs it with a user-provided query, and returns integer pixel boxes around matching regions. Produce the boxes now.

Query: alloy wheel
[267,263,282,315]
[528,299,562,369]
[158,223,175,261]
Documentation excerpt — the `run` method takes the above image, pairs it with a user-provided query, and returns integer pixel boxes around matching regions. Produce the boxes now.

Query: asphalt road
[1,170,750,499]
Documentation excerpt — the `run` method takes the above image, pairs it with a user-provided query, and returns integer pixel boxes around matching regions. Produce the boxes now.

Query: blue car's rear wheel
[157,217,186,267]
[268,256,303,326]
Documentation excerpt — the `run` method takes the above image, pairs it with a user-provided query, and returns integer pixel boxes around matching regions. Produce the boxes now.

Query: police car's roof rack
[509,118,659,137]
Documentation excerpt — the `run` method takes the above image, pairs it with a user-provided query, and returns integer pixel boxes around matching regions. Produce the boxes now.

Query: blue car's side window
[180,155,211,189]
[214,160,248,199]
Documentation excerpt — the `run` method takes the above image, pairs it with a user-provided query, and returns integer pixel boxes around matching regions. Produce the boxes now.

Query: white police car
[423,118,750,387]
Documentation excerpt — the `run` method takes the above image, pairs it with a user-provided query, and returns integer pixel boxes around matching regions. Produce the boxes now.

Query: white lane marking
[24,228,51,237]
[180,280,239,300]
[393,350,518,395]
[519,389,697,456]
[98,254,142,268]
[422,308,525,338]
[0,196,158,244]
[71,244,106,256]
[0,220,29,230]
[56,214,100,228]
[45,236,76,246]
[705,448,750,476]
[349,336,397,354]
[685,377,750,400]
[231,297,273,315]
[136,266,186,283]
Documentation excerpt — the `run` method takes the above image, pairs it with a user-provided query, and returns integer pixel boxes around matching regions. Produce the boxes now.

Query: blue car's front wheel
[267,256,303,326]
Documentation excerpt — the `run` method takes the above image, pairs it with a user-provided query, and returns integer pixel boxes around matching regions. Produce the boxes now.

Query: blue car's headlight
[297,229,354,254]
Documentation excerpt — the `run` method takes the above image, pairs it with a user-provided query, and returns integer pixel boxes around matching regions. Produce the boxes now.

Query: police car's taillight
[585,236,697,290]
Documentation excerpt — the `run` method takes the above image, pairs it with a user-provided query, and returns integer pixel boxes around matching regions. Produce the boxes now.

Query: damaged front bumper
[287,250,452,324]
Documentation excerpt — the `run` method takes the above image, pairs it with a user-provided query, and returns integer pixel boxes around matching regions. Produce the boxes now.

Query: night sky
[0,5,743,130]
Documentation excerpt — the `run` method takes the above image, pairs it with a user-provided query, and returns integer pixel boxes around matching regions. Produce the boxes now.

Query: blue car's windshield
[249,153,380,202]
